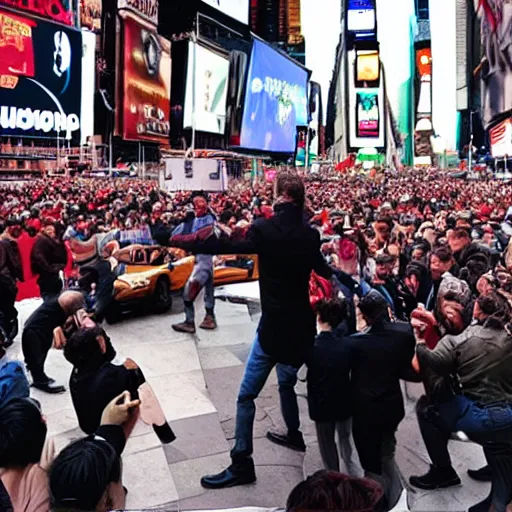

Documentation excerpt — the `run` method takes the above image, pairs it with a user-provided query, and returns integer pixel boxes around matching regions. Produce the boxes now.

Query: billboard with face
[239,39,308,153]
[479,0,512,129]
[0,0,74,26]
[183,42,229,135]
[117,11,171,143]
[0,9,82,141]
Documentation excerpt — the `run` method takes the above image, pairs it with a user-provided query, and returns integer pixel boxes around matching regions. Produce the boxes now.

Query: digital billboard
[183,42,229,135]
[489,118,512,158]
[80,29,95,144]
[0,9,82,141]
[347,0,376,34]
[0,0,74,26]
[356,92,379,137]
[201,0,249,25]
[80,0,102,32]
[239,39,308,153]
[356,50,380,85]
[117,11,171,143]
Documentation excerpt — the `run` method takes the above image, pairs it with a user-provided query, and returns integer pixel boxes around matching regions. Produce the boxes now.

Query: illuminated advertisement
[80,0,102,32]
[0,9,82,140]
[356,92,379,137]
[347,50,385,148]
[347,0,376,35]
[183,42,229,135]
[239,39,308,153]
[80,29,95,144]
[201,0,249,25]
[489,118,512,158]
[0,0,73,26]
[356,50,380,85]
[479,0,512,129]
[117,11,171,143]
[117,0,158,25]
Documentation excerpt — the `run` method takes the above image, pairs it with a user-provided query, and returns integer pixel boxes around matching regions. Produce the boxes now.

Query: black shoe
[409,465,461,490]
[32,381,66,394]
[266,430,306,452]
[467,464,492,482]
[200,462,256,489]
[468,494,492,512]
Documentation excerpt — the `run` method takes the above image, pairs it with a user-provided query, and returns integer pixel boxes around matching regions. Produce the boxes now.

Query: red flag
[479,0,497,32]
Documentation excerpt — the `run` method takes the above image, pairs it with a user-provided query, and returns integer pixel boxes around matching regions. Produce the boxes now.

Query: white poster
[81,30,96,145]
[161,158,228,191]
[201,0,249,25]
[183,43,229,135]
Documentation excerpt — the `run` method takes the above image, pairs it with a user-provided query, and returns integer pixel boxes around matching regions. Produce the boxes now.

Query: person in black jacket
[306,298,361,476]
[348,290,416,510]
[170,172,332,489]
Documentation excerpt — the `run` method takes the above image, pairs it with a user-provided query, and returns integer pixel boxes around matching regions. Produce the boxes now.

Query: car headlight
[131,278,151,289]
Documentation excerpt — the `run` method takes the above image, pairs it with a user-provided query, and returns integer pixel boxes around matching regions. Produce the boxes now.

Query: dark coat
[348,320,415,425]
[172,202,332,367]
[31,234,67,294]
[306,331,352,422]
[0,238,23,282]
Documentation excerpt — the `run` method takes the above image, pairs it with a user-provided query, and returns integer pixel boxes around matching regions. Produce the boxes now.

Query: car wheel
[153,277,172,314]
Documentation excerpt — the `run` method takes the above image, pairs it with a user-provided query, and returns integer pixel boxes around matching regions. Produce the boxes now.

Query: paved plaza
[13,286,490,511]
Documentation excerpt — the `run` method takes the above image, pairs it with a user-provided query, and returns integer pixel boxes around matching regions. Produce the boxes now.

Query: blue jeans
[231,335,300,463]
[183,264,214,324]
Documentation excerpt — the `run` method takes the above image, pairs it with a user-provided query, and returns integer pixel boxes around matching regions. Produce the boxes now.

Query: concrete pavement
[12,291,489,511]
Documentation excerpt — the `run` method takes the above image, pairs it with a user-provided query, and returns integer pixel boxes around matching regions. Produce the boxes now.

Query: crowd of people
[1,168,512,511]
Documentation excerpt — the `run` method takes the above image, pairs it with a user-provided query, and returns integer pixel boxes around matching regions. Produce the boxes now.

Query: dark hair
[50,437,121,511]
[275,172,306,209]
[286,470,383,512]
[0,398,47,468]
[477,291,512,330]
[315,298,348,329]
[405,261,427,281]
[431,244,453,263]
[64,327,116,371]
[358,290,389,324]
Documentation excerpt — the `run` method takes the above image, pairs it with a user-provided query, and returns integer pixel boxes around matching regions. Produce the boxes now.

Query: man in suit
[349,290,416,510]
[170,172,332,488]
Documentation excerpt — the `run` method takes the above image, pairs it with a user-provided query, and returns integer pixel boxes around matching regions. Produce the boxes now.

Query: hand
[101,391,140,426]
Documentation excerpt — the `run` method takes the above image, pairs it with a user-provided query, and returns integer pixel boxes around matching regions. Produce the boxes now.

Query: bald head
[58,291,85,316]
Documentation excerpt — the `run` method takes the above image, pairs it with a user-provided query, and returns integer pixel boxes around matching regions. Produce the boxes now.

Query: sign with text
[0,8,82,140]
[117,0,158,25]
[489,117,512,158]
[0,0,74,26]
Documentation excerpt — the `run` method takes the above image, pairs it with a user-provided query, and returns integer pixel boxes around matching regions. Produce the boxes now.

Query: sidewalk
[13,295,490,511]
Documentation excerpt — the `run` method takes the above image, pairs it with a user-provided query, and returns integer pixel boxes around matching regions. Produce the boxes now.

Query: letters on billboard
[479,0,512,129]
[117,11,171,143]
[239,39,308,153]
[0,9,82,140]
[0,0,73,26]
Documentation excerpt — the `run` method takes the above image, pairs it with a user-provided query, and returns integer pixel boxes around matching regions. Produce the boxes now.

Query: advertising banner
[356,50,380,85]
[80,29,95,144]
[201,0,249,25]
[118,11,171,143]
[356,92,379,137]
[0,0,74,26]
[479,0,512,129]
[183,42,229,135]
[347,0,376,35]
[161,158,228,191]
[80,0,102,32]
[489,117,512,158]
[118,0,158,25]
[239,39,308,153]
[0,9,82,140]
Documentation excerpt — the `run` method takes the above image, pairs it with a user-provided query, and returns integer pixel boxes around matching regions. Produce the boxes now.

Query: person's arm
[416,334,457,376]
[312,232,333,279]
[171,222,261,255]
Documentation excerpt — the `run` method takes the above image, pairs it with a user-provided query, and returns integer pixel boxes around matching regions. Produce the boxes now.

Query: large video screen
[183,42,229,135]
[356,51,379,83]
[240,39,308,153]
[347,0,375,33]
[118,12,171,143]
[0,9,82,141]
[356,92,379,138]
[201,0,249,25]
